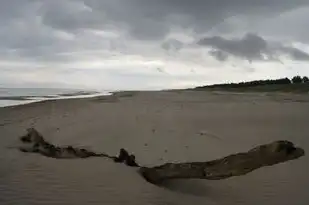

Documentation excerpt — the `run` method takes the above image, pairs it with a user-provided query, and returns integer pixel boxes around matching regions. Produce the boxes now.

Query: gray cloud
[161,39,184,51]
[280,47,309,61]
[0,0,34,21]
[156,67,166,73]
[198,33,270,61]
[1,1,308,52]
[1,0,309,88]
[208,50,229,61]
[39,1,105,31]
[38,0,309,40]
[198,33,309,62]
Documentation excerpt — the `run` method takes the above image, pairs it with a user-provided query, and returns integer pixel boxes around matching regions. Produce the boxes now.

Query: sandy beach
[1,90,308,205]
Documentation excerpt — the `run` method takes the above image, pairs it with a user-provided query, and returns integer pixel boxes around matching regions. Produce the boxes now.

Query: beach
[0,90,308,205]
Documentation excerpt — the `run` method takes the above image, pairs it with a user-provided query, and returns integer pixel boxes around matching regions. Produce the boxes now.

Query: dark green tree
[303,76,309,83]
[292,76,303,84]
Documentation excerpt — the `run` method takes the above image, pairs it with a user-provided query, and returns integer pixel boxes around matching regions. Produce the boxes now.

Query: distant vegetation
[194,76,309,93]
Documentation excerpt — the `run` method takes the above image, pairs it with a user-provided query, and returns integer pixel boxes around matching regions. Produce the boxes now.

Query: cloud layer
[1,0,309,89]
[198,33,309,62]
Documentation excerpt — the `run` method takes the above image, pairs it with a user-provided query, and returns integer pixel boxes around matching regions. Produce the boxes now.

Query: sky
[1,0,309,90]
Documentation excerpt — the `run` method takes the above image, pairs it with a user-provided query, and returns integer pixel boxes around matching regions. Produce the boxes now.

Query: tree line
[196,76,309,89]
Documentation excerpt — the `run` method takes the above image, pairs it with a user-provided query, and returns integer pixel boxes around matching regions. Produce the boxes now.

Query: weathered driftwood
[139,140,304,184]
[16,128,304,184]
[18,128,110,159]
[113,148,139,167]
[17,128,139,166]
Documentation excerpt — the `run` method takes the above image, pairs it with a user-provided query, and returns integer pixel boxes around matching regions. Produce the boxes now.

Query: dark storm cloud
[198,33,309,62]
[39,0,309,40]
[1,0,309,66]
[0,0,308,47]
[198,33,270,61]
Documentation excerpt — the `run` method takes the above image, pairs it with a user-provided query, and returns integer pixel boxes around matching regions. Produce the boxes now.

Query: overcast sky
[1,0,309,90]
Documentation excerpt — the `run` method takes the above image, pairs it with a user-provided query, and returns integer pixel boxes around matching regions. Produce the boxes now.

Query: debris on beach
[16,128,305,184]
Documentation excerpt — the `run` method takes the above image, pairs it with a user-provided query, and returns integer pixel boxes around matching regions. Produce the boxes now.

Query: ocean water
[0,88,111,107]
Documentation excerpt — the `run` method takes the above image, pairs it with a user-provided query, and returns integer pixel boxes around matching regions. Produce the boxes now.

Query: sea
[0,88,111,107]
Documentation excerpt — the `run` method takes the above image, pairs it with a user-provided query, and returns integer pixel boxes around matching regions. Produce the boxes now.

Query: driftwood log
[15,128,304,184]
[17,128,139,167]
[139,140,304,184]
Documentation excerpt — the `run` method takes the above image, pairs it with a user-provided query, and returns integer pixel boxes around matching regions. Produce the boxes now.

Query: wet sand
[0,91,308,205]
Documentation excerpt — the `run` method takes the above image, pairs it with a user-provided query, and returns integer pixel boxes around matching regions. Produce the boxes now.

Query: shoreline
[0,92,112,108]
[1,88,308,110]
